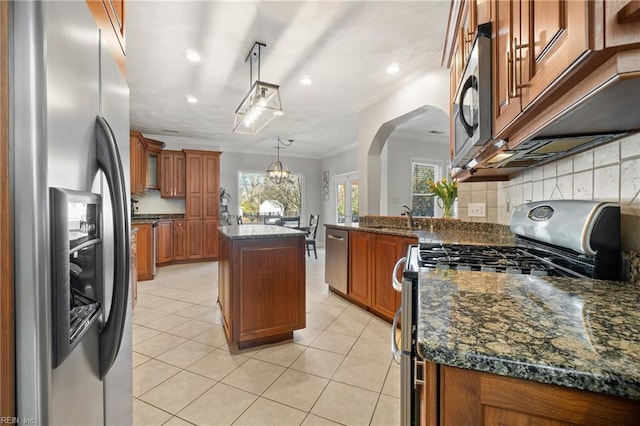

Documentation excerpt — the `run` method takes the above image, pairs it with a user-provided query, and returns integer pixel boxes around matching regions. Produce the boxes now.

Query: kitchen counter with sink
[325,216,640,404]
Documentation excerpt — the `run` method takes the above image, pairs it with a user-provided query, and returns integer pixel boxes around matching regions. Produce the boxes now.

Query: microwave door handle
[95,115,130,379]
[458,75,478,137]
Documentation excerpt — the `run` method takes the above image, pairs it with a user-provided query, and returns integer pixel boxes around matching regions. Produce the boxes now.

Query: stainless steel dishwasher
[325,228,348,294]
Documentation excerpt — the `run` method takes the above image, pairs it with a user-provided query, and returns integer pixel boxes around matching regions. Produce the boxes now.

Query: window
[238,171,303,223]
[411,160,442,217]
[334,172,358,225]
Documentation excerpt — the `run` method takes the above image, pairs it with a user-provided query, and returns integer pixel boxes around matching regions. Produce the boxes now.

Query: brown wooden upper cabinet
[129,131,146,197]
[493,0,591,137]
[144,138,164,191]
[160,150,186,198]
[444,0,640,181]
[86,0,126,76]
[604,0,640,49]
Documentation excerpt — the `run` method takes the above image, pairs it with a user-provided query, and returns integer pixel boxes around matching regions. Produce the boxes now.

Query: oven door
[452,27,493,169]
[391,248,420,425]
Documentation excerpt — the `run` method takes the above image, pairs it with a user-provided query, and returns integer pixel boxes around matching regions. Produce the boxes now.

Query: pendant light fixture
[233,42,283,134]
[266,137,293,184]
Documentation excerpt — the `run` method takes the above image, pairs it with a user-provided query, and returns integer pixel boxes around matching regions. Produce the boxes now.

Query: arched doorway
[368,105,450,216]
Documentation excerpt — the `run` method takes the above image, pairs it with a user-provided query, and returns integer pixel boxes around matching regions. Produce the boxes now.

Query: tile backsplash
[457,132,640,253]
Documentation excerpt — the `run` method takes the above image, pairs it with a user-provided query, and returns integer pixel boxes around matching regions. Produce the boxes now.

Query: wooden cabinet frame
[0,0,14,417]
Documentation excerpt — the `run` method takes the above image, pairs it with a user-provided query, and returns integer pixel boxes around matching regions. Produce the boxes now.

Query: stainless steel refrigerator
[11,1,132,424]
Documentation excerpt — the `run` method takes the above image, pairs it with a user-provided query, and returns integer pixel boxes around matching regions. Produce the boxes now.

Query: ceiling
[126,1,451,159]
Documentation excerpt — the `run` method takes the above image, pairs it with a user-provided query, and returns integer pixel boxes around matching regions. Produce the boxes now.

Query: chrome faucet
[401,205,414,229]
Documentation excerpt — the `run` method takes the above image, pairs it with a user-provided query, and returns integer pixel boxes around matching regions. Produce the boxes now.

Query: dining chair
[263,215,282,225]
[280,216,301,228]
[305,214,319,259]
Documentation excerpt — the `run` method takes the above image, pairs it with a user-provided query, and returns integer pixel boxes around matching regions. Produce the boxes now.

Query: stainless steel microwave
[452,25,492,169]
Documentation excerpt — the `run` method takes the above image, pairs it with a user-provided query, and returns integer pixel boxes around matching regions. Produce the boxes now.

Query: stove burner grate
[418,244,570,277]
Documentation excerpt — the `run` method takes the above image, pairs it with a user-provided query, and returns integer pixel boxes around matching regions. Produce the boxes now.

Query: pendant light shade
[266,137,293,184]
[233,42,283,135]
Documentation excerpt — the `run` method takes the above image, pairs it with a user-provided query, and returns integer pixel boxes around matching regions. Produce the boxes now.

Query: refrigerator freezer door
[12,2,131,424]
[98,29,132,425]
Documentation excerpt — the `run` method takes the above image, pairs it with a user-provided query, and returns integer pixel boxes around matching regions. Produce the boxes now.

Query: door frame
[332,171,359,226]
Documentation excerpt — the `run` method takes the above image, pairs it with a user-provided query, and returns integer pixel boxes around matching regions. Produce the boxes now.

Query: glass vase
[438,197,455,218]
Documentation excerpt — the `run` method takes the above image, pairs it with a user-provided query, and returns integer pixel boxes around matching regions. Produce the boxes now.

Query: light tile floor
[133,248,401,426]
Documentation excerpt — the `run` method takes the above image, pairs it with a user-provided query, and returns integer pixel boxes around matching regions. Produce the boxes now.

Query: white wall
[319,146,359,244]
[383,134,449,215]
[358,70,450,215]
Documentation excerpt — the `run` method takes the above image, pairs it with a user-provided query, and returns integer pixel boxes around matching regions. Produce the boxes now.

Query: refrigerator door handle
[95,115,130,379]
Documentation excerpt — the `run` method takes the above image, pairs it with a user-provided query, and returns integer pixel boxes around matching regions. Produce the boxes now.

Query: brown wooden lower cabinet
[156,220,172,265]
[218,233,305,349]
[344,229,417,322]
[130,228,138,308]
[203,220,219,259]
[348,231,371,306]
[173,220,186,261]
[424,363,640,425]
[186,220,203,260]
[186,219,219,260]
[135,223,153,281]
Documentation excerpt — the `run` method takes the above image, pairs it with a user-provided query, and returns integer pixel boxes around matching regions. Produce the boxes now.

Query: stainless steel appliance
[12,2,132,424]
[452,23,492,170]
[391,200,621,425]
[325,228,349,294]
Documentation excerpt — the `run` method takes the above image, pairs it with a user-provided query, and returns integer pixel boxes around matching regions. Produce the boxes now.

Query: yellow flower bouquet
[426,178,457,218]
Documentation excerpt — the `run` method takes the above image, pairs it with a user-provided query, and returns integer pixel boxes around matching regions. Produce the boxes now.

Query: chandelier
[233,42,283,134]
[266,137,293,184]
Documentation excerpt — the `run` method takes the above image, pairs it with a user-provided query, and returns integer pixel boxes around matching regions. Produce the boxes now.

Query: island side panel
[228,235,306,348]
[218,232,232,341]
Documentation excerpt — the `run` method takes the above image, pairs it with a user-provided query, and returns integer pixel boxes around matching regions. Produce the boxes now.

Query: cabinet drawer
[173,220,185,229]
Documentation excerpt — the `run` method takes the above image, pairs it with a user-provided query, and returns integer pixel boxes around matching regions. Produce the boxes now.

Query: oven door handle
[391,307,402,364]
[392,256,406,292]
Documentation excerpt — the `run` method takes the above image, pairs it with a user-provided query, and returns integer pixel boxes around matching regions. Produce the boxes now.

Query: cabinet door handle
[618,0,640,24]
[509,37,529,99]
[507,49,516,99]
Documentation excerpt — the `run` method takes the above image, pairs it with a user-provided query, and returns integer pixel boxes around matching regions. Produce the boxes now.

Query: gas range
[394,200,622,425]
[408,200,622,281]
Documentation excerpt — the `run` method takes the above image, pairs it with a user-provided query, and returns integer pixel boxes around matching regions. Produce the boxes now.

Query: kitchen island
[416,267,640,424]
[218,224,306,349]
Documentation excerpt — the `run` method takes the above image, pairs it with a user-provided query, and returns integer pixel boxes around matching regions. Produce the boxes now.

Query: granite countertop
[417,268,640,400]
[219,224,306,240]
[324,223,516,246]
[131,214,185,224]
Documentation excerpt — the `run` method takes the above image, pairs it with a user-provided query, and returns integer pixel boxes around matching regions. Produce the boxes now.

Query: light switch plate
[468,203,486,217]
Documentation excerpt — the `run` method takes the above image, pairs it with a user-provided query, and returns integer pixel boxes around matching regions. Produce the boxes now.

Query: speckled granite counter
[131,213,185,224]
[219,224,305,240]
[416,268,640,400]
[324,223,515,246]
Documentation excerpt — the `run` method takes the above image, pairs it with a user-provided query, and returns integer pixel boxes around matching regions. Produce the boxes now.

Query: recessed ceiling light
[386,63,400,74]
[184,49,201,63]
[300,76,313,85]
[186,95,198,104]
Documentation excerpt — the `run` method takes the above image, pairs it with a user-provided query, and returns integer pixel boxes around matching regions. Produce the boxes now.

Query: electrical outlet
[468,203,486,217]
